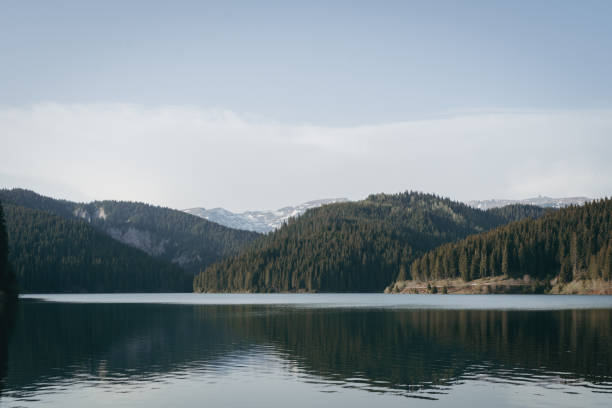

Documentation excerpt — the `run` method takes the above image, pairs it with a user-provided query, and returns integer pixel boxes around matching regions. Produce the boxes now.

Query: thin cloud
[1,103,610,211]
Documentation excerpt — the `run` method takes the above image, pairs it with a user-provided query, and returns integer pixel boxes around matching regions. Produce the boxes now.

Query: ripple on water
[2,297,612,407]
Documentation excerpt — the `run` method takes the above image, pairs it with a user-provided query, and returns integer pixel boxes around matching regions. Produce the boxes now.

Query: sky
[1,0,611,211]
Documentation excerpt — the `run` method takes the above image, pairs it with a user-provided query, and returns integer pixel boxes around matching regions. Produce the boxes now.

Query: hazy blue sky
[1,1,611,210]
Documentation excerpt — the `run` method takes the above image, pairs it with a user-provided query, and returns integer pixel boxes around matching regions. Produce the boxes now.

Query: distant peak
[182,198,350,233]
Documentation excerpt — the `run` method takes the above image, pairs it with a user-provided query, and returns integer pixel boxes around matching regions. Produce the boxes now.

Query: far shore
[386,275,612,295]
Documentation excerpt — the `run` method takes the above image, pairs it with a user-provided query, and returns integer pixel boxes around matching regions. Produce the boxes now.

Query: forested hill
[0,189,260,275]
[194,192,545,293]
[3,204,192,292]
[80,200,260,273]
[389,198,611,293]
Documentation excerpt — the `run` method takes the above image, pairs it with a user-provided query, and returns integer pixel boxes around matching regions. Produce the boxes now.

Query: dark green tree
[0,203,17,298]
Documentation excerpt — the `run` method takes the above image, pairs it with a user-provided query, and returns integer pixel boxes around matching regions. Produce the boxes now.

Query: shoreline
[386,276,612,295]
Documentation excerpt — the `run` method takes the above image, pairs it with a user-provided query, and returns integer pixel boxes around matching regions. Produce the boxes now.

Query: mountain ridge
[183,198,349,233]
[194,192,547,293]
[184,196,588,233]
[467,196,591,210]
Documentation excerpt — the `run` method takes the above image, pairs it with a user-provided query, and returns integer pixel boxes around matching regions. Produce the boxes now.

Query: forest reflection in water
[1,297,611,407]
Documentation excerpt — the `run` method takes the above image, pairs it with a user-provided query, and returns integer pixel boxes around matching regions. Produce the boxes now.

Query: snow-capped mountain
[183,198,349,233]
[467,196,592,210]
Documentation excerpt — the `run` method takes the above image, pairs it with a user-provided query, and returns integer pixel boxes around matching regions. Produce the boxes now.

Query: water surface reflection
[1,297,611,407]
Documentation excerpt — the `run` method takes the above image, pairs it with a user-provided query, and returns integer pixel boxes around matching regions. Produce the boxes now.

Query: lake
[1,294,612,407]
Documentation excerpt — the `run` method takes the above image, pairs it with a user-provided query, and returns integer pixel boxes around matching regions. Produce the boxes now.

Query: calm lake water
[1,294,612,407]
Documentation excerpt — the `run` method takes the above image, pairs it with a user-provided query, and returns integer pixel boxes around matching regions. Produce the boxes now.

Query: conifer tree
[459,249,469,281]
[501,245,509,276]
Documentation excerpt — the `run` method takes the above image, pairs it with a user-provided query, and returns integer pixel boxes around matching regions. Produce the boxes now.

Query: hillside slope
[194,192,541,293]
[0,189,260,275]
[3,204,192,292]
[388,198,612,294]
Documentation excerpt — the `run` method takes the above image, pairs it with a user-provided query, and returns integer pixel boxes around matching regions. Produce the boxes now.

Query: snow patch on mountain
[467,196,592,210]
[183,198,349,233]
